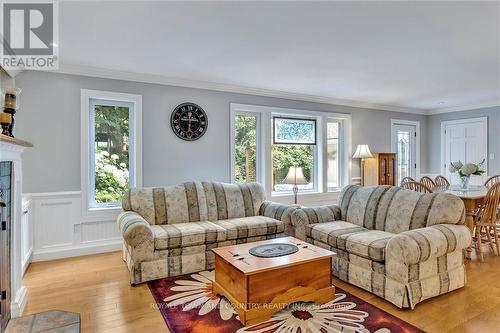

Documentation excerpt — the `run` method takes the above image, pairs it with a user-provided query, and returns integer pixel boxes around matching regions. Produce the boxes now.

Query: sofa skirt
[307,238,467,309]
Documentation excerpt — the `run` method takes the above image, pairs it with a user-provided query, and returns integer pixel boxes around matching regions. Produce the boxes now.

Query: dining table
[435,185,489,259]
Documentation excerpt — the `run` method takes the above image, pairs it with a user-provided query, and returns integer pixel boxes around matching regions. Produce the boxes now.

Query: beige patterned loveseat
[291,185,472,309]
[117,181,295,284]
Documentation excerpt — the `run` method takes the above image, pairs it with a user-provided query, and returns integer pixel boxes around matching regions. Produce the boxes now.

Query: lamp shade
[352,144,373,159]
[283,167,309,185]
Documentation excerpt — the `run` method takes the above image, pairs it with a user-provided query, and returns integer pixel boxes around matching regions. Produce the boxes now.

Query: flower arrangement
[449,159,485,189]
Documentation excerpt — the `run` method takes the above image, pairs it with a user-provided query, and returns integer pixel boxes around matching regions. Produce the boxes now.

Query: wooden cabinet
[363,153,396,186]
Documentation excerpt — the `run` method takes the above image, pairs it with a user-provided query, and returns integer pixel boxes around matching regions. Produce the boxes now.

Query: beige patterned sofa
[291,185,472,309]
[117,181,295,284]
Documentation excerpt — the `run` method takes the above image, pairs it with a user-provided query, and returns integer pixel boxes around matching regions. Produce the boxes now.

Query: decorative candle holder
[1,88,21,110]
[3,108,15,137]
[0,112,12,136]
[1,88,21,137]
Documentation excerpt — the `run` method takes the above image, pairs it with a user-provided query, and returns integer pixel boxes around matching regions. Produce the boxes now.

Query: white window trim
[390,119,421,179]
[80,89,143,221]
[230,103,352,204]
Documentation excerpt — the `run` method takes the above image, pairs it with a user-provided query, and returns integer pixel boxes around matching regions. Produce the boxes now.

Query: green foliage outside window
[94,105,130,203]
[233,114,313,189]
[272,145,313,189]
[234,115,257,184]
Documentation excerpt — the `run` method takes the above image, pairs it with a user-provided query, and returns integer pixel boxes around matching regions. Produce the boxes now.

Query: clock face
[170,103,208,141]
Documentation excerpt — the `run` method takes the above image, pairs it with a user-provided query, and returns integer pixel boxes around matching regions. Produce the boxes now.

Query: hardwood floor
[22,250,500,333]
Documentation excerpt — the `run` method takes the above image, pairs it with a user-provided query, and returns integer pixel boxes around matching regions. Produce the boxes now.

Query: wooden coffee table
[212,236,336,326]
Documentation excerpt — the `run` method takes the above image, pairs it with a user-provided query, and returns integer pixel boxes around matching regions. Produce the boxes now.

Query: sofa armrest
[386,223,472,265]
[291,205,341,240]
[118,211,154,246]
[259,201,298,236]
[117,211,155,262]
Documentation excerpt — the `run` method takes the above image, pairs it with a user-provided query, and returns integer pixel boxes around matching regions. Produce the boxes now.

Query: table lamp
[283,166,309,206]
[353,144,373,186]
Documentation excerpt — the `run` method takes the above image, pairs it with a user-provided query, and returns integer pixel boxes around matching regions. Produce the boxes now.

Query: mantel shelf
[0,134,33,148]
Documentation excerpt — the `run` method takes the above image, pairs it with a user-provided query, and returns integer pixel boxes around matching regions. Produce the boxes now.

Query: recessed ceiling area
[58,1,500,113]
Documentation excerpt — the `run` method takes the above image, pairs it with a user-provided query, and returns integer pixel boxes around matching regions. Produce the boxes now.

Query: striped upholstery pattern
[292,185,471,309]
[119,181,295,284]
[215,216,284,240]
[122,181,266,225]
[306,222,393,262]
[151,222,227,250]
[309,237,467,309]
[338,185,465,232]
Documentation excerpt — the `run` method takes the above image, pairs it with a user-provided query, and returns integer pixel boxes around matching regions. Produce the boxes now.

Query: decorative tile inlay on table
[6,310,80,333]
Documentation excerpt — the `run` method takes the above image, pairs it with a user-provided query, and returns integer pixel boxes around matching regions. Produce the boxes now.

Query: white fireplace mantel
[0,135,33,317]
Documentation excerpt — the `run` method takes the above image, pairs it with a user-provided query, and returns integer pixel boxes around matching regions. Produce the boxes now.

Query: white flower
[119,162,127,168]
[237,293,371,333]
[461,163,477,176]
[102,151,110,157]
[103,164,115,173]
[165,270,236,321]
[111,154,119,160]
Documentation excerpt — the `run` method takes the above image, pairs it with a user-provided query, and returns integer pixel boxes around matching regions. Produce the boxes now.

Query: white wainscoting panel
[81,219,121,243]
[26,191,123,262]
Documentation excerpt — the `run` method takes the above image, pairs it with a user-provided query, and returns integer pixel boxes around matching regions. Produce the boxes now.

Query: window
[327,120,340,191]
[81,90,142,213]
[230,104,351,198]
[233,113,259,184]
[272,117,317,193]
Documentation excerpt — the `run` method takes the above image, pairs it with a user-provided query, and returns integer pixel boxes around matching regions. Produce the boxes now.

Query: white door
[392,124,417,185]
[442,118,488,185]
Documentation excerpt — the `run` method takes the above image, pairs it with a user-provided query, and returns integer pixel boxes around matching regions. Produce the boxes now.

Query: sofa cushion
[151,222,227,250]
[306,221,394,262]
[306,221,367,248]
[214,216,284,240]
[339,230,395,262]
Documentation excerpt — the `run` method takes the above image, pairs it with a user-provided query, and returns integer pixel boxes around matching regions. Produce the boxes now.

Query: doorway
[441,117,488,185]
[391,120,419,185]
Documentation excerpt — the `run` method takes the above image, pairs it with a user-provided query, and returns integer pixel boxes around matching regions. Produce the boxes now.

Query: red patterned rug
[148,270,424,333]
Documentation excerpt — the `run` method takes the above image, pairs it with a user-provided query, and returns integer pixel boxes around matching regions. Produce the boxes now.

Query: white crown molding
[51,63,429,115]
[428,100,500,115]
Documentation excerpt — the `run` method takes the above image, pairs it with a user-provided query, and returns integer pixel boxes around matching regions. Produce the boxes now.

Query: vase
[460,176,470,190]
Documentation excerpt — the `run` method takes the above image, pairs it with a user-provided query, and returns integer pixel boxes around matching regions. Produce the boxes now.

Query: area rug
[148,270,425,333]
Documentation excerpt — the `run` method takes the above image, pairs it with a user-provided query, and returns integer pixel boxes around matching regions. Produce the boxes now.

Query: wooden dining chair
[420,176,436,189]
[484,175,500,188]
[401,181,433,193]
[434,175,450,188]
[474,182,500,261]
[400,177,415,186]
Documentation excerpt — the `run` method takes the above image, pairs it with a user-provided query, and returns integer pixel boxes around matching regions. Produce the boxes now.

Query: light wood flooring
[22,250,500,333]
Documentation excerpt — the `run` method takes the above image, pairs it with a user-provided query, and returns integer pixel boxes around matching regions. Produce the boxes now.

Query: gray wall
[15,71,428,193]
[427,106,500,175]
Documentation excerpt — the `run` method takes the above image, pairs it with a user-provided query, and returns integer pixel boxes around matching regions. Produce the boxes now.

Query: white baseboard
[32,239,123,262]
[11,286,28,317]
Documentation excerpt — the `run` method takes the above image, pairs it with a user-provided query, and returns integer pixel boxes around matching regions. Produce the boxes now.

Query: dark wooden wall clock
[170,102,208,141]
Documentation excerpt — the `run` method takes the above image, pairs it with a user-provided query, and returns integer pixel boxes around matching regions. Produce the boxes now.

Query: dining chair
[400,176,415,186]
[484,175,500,188]
[474,182,500,261]
[420,176,436,189]
[434,175,450,188]
[401,181,433,193]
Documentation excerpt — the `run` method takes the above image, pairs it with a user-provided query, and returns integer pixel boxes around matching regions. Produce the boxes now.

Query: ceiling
[57,1,500,114]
